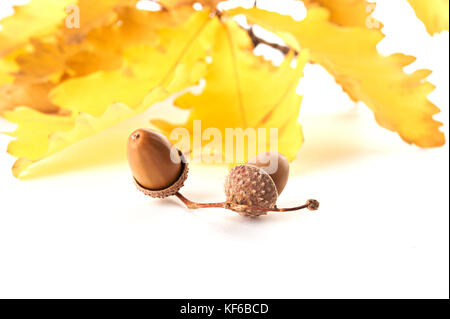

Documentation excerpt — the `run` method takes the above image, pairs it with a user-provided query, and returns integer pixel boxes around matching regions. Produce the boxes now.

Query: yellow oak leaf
[0,52,61,115]
[152,18,309,164]
[13,6,188,83]
[5,11,219,178]
[407,0,449,34]
[0,54,17,86]
[13,38,73,84]
[92,5,191,47]
[71,5,194,74]
[228,7,444,147]
[11,1,153,77]
[62,0,139,43]
[0,39,77,114]
[4,107,76,163]
[50,10,218,116]
[0,0,73,56]
[0,82,59,114]
[4,88,176,178]
[0,39,73,114]
[0,0,145,115]
[1,3,194,115]
[301,0,382,29]
[0,37,78,115]
[4,103,132,178]
[0,0,141,56]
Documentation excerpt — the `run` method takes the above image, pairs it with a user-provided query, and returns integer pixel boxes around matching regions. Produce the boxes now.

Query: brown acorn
[176,151,319,217]
[127,128,188,198]
[224,152,290,217]
[247,151,290,194]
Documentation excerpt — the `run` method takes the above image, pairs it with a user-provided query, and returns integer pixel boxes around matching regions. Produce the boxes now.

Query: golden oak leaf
[5,11,219,178]
[13,6,187,83]
[0,82,59,114]
[4,88,184,179]
[229,7,444,147]
[14,38,73,83]
[0,0,74,56]
[301,0,382,29]
[152,18,309,164]
[93,5,189,47]
[407,0,449,34]
[4,107,76,163]
[62,0,139,43]
[50,10,217,116]
[0,38,80,114]
[0,52,61,114]
[1,4,194,116]
[0,0,140,57]
[0,38,81,115]
[4,103,132,178]
[0,0,142,115]
[0,54,17,86]
[72,5,194,74]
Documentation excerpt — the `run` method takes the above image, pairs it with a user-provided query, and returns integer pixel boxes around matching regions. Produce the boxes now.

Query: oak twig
[247,27,294,55]
[175,192,319,213]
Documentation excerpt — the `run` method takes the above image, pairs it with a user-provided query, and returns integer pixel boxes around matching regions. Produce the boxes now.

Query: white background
[0,0,448,298]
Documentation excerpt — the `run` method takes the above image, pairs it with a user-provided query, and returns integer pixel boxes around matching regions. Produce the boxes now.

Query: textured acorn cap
[225,165,278,217]
[133,151,189,199]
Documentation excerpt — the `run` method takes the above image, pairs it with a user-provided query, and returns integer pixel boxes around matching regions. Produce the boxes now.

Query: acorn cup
[127,128,319,217]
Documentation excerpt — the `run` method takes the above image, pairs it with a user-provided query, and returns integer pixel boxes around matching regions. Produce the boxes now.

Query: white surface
[0,0,449,298]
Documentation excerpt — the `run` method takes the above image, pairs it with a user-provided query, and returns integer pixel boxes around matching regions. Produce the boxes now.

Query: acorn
[224,152,290,217]
[127,128,188,198]
[127,129,318,217]
[179,151,319,217]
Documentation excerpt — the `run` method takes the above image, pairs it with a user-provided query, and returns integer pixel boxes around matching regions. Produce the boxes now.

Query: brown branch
[175,192,225,209]
[247,27,294,55]
[175,192,319,213]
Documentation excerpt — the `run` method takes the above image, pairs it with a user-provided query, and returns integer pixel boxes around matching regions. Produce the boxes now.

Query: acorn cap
[225,165,278,217]
[133,155,189,198]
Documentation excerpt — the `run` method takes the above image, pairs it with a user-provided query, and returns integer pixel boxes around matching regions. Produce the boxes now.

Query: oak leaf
[0,83,59,114]
[18,6,186,78]
[4,104,133,177]
[49,10,217,116]
[0,0,73,56]
[61,0,140,43]
[0,3,194,115]
[0,54,17,86]
[152,18,309,164]
[229,7,445,147]
[407,0,449,34]
[0,48,61,114]
[301,0,381,29]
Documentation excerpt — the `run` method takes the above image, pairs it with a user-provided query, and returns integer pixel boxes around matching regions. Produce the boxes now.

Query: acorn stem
[175,193,319,213]
[175,192,225,209]
[251,199,320,212]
